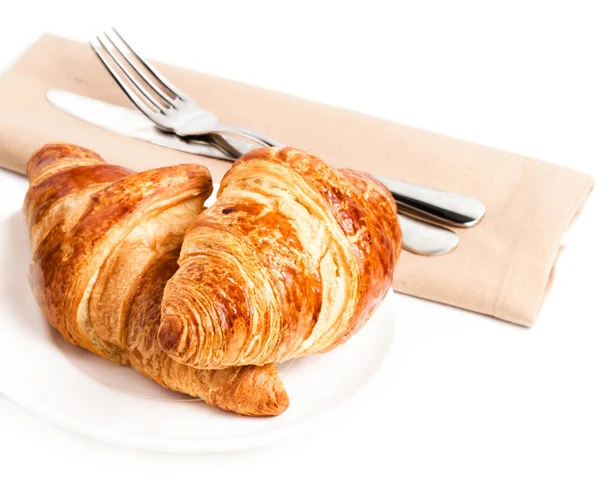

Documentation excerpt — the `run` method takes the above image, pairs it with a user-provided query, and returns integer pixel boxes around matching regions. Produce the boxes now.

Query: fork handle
[216,131,486,227]
[374,176,486,228]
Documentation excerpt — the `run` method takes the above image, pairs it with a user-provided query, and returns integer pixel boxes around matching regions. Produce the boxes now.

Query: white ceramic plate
[0,178,395,453]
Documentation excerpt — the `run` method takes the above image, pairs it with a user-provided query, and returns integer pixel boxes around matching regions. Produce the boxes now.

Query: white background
[1,1,599,477]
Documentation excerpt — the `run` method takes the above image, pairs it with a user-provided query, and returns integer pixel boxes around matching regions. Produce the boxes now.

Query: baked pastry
[24,143,401,416]
[159,147,402,367]
[24,143,286,415]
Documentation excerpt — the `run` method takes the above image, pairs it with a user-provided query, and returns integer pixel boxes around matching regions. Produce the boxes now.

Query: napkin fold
[0,34,594,326]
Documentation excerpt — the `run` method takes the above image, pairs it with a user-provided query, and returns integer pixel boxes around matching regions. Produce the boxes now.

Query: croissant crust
[159,147,402,369]
[24,143,400,416]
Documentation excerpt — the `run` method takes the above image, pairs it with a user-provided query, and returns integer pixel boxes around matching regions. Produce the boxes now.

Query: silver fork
[91,29,279,151]
[91,28,486,231]
[90,29,485,255]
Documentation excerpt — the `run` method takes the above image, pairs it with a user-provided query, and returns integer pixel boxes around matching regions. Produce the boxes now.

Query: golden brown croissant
[24,143,401,416]
[24,143,288,416]
[159,147,402,370]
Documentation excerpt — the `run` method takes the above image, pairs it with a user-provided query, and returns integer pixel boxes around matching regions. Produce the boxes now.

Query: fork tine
[90,37,165,125]
[96,33,168,114]
[110,27,192,102]
[105,29,180,108]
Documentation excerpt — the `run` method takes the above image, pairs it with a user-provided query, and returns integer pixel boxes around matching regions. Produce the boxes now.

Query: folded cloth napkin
[0,34,594,326]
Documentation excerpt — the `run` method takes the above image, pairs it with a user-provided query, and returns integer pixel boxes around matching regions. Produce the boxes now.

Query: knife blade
[46,89,240,160]
[46,89,459,256]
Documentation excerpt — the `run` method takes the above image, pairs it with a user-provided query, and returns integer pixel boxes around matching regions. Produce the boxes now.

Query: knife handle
[399,213,459,255]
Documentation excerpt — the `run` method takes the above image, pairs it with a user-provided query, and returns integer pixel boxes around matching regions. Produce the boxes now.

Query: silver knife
[46,89,460,256]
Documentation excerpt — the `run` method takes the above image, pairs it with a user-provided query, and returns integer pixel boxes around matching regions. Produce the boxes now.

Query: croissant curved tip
[254,374,290,417]
[157,314,185,353]
[232,384,289,417]
[206,363,290,417]
[242,363,290,416]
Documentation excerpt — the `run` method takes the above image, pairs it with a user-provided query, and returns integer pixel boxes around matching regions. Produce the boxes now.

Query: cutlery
[46,89,459,256]
[89,28,486,230]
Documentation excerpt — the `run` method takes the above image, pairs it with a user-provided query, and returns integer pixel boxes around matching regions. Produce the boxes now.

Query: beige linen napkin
[0,34,594,327]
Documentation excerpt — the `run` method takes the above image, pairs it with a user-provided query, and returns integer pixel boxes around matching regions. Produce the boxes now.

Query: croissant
[24,143,401,417]
[159,147,402,369]
[24,143,287,415]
